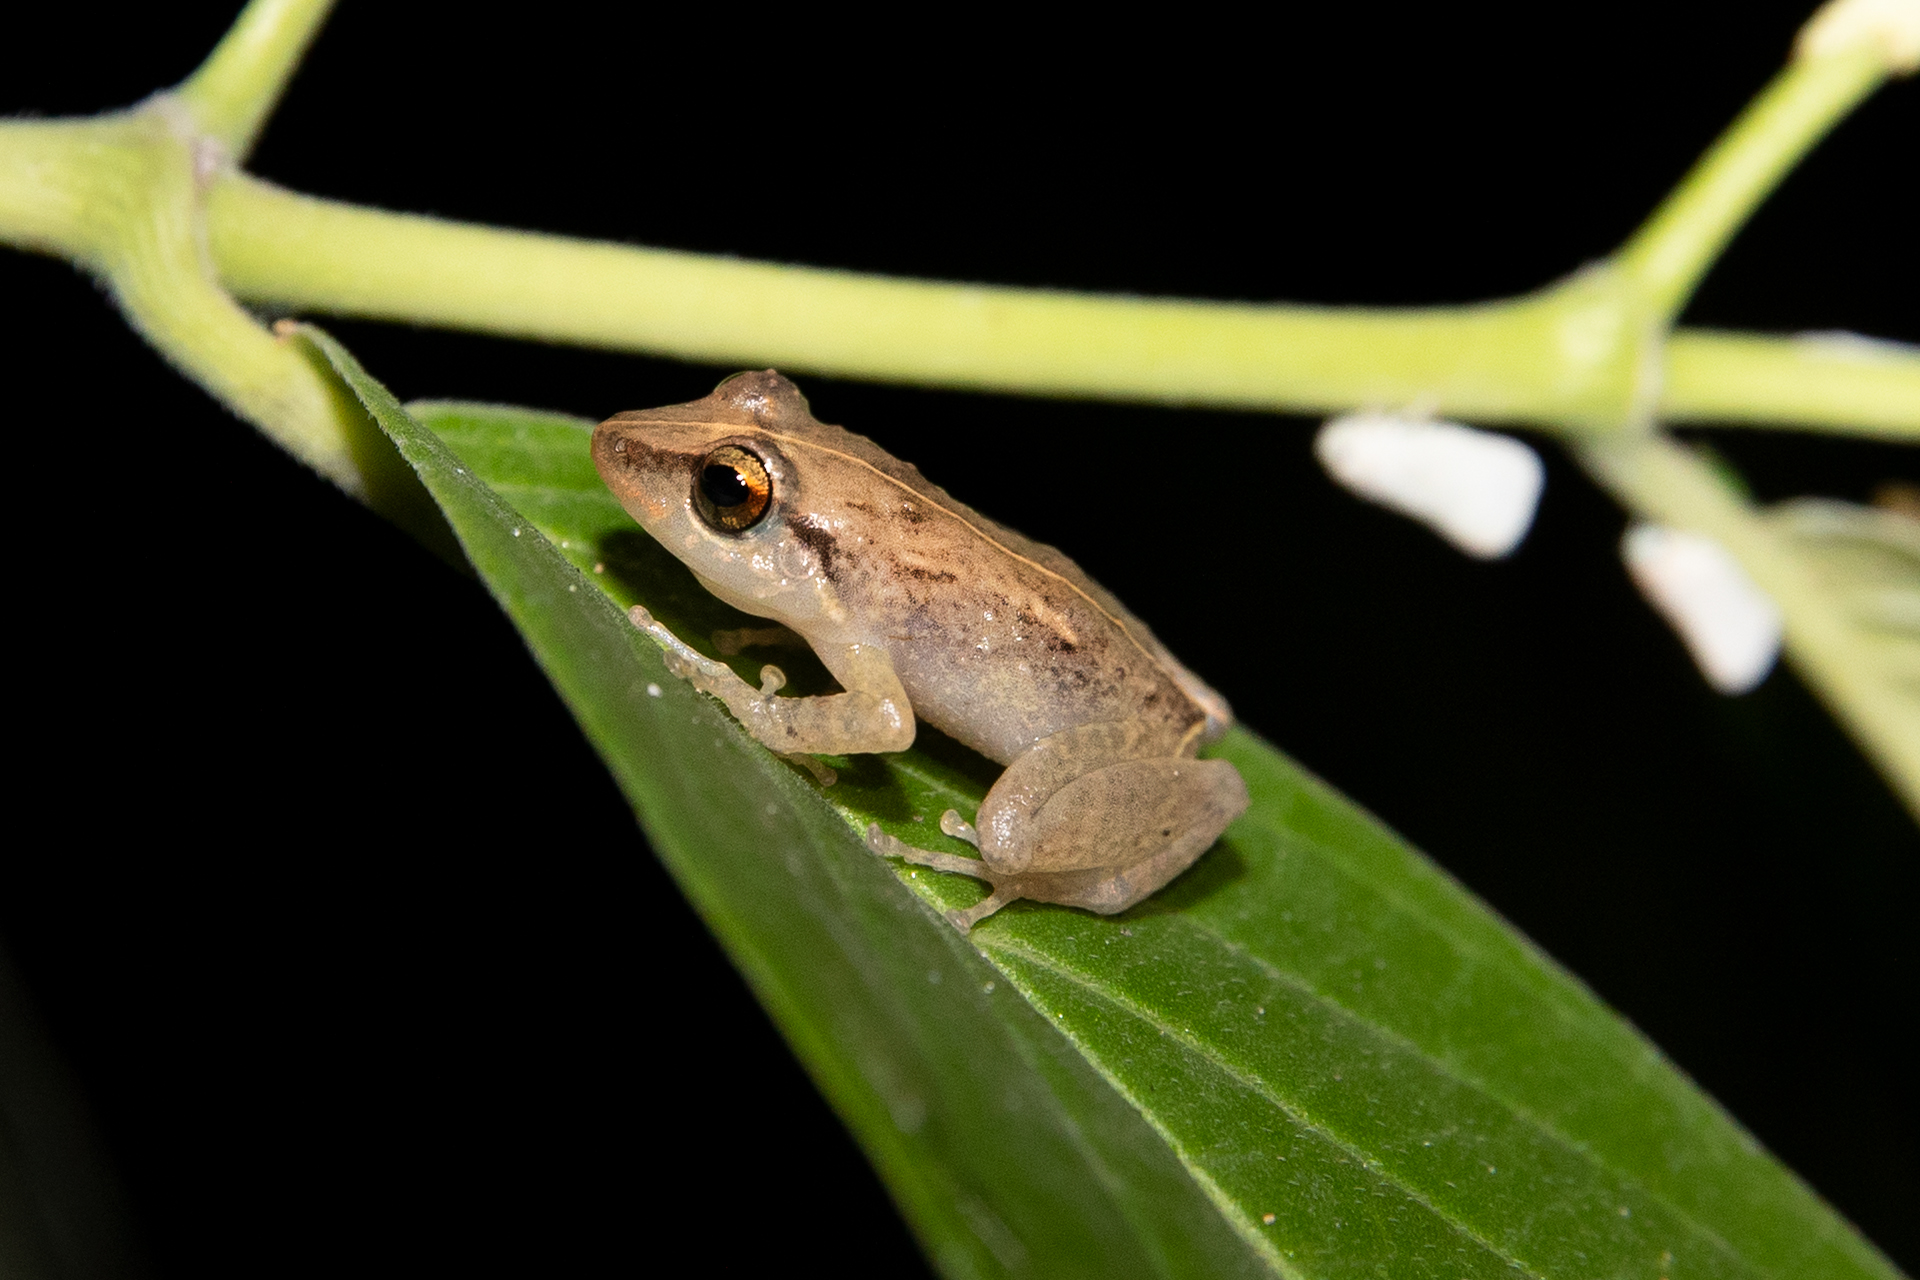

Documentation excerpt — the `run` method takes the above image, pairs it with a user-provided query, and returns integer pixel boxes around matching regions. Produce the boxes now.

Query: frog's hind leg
[865,825,1021,931]
[965,720,1250,912]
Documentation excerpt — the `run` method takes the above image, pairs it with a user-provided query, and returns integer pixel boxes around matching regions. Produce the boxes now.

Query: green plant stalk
[0,0,387,511]
[201,175,1919,439]
[204,175,1635,428]
[1663,329,1920,438]
[1616,46,1887,322]
[1567,19,1920,815]
[174,0,336,160]
[1581,434,1920,816]
[0,108,385,495]
[6,115,1912,453]
[191,25,1920,440]
[0,0,1915,482]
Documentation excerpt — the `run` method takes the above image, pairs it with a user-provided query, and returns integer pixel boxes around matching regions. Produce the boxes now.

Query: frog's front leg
[629,607,915,755]
[868,720,1247,931]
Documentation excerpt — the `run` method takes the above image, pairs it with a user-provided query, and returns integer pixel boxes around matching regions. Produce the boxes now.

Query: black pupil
[701,464,751,508]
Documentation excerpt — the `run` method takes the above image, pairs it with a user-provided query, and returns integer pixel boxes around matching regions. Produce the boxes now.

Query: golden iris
[694,445,772,531]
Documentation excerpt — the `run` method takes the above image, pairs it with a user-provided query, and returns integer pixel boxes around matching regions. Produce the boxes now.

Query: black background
[1,3,1914,1277]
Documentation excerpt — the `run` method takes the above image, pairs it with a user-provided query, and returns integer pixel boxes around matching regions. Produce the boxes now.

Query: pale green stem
[201,177,1920,439]
[1665,330,1920,438]
[0,110,437,543]
[204,178,1647,431]
[1,0,1912,457]
[1580,435,1920,819]
[174,0,337,161]
[0,0,1912,523]
[1616,47,1887,322]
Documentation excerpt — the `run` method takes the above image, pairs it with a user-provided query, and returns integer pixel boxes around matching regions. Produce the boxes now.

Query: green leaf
[1766,497,1920,790]
[309,331,1897,1280]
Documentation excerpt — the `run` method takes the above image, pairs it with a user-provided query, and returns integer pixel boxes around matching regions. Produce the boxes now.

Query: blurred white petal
[1796,0,1920,70]
[1316,413,1545,559]
[1623,524,1784,694]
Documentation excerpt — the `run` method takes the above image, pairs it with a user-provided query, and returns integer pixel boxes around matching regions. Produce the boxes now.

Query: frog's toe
[868,826,996,879]
[946,888,1017,933]
[778,752,836,787]
[939,810,981,847]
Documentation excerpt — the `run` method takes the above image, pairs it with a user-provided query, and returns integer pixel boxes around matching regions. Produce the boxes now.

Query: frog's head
[593,371,840,623]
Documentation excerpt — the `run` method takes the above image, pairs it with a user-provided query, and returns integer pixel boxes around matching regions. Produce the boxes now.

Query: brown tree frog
[593,372,1248,931]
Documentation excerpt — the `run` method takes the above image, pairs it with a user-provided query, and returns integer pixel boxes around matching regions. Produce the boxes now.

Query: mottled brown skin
[593,371,1247,931]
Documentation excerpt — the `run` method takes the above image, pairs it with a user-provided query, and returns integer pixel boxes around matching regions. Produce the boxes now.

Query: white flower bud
[1796,0,1920,72]
[1315,413,1545,559]
[1622,524,1783,695]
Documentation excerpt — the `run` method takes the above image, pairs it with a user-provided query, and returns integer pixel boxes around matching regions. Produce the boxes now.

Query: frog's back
[715,373,1232,764]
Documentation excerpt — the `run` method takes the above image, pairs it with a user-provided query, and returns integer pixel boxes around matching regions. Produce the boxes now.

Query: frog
[592,371,1249,932]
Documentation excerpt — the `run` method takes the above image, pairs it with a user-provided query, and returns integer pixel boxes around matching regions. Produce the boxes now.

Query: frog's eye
[693,444,773,532]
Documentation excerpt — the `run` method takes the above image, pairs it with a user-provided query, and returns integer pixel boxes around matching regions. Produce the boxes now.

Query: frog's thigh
[970,721,1160,869]
[1019,756,1248,879]
[1027,802,1238,915]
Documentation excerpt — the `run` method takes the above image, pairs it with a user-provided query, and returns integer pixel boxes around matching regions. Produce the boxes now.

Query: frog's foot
[946,888,1016,933]
[631,603,780,708]
[865,824,987,877]
[628,606,725,679]
[630,607,915,757]
[865,825,1018,933]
